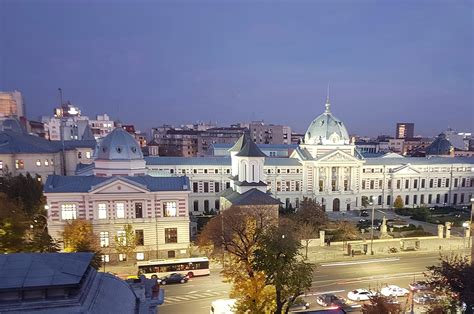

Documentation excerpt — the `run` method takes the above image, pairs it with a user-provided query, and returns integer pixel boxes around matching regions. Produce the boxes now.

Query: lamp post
[463,221,469,249]
[470,197,474,265]
[369,199,375,255]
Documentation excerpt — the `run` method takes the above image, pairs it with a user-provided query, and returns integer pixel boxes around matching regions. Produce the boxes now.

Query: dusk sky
[1,0,472,136]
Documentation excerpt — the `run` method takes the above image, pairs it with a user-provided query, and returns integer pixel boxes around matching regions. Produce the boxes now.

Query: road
[159,252,448,314]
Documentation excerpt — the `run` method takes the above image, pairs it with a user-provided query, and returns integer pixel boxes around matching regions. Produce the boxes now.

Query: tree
[295,197,327,231]
[26,229,60,253]
[361,196,370,208]
[393,196,404,209]
[63,219,102,269]
[0,193,28,253]
[331,220,360,249]
[362,295,403,314]
[425,254,474,313]
[0,172,45,216]
[253,225,314,314]
[297,222,318,259]
[114,224,137,260]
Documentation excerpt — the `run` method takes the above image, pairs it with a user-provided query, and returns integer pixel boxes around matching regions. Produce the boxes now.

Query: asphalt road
[159,251,449,314]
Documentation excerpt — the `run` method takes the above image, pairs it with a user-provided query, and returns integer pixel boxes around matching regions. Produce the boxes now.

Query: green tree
[0,172,45,216]
[114,224,137,260]
[63,219,102,269]
[411,206,430,221]
[425,254,474,313]
[0,193,28,253]
[253,225,314,314]
[26,229,60,253]
[393,195,404,209]
[295,197,327,231]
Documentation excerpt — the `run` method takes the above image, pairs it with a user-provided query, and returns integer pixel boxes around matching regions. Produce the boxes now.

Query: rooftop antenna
[325,82,331,113]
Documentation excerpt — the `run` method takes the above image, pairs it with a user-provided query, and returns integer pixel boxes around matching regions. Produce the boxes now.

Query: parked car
[413,293,438,304]
[380,285,409,297]
[288,301,310,312]
[160,273,188,285]
[317,294,341,307]
[360,210,369,217]
[409,281,429,291]
[316,294,361,311]
[347,289,375,301]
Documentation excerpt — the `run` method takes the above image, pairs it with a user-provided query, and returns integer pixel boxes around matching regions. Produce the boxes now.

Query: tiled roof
[225,188,281,206]
[145,156,232,166]
[0,253,92,290]
[44,175,190,193]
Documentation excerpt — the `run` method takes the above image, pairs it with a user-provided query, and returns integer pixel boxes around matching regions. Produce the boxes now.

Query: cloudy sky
[1,0,472,136]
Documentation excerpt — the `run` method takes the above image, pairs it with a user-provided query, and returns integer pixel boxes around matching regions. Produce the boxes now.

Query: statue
[380,215,392,239]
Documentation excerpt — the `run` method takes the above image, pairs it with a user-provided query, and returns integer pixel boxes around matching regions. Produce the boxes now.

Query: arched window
[252,165,255,181]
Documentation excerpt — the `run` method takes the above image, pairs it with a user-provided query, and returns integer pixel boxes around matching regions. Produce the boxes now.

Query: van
[210,299,236,314]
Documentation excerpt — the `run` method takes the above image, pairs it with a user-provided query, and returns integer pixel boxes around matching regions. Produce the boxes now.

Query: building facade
[396,122,415,139]
[0,90,25,118]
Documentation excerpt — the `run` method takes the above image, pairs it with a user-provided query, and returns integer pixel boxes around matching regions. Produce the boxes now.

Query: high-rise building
[396,122,414,139]
[248,121,292,144]
[0,90,25,117]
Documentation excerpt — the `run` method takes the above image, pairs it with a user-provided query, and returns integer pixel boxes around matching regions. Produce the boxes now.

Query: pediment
[390,164,420,175]
[317,150,361,163]
[89,178,149,194]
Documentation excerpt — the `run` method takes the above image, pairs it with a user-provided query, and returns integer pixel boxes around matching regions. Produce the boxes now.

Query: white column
[315,166,319,193]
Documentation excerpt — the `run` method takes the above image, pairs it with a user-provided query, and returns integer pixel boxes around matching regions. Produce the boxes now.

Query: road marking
[188,290,197,294]
[304,289,345,296]
[206,289,212,292]
[320,257,400,267]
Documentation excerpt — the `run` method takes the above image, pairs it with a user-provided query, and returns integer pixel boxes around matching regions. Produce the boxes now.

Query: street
[159,251,449,314]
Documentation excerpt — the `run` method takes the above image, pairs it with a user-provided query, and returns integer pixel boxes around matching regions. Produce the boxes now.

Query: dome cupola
[95,127,143,160]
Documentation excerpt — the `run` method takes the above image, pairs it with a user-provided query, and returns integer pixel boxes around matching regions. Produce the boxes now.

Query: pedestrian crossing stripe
[164,291,226,304]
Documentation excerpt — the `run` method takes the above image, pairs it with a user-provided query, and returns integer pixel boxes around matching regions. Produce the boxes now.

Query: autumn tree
[331,220,360,249]
[253,225,314,314]
[297,222,318,259]
[114,224,137,260]
[295,197,327,230]
[362,295,403,314]
[393,195,404,209]
[0,193,29,253]
[63,219,102,269]
[425,254,474,313]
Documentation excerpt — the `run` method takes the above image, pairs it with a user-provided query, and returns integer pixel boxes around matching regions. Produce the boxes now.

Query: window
[135,230,144,246]
[193,182,198,192]
[461,193,464,203]
[44,159,49,166]
[204,200,209,211]
[61,204,77,220]
[297,181,301,191]
[215,169,219,174]
[193,200,199,211]
[100,231,109,247]
[429,179,434,188]
[165,228,177,243]
[370,180,374,189]
[163,201,177,217]
[116,203,125,218]
[413,179,418,189]
[462,178,466,187]
[0,161,2,169]
[436,194,440,204]
[136,252,145,261]
[226,169,230,174]
[35,159,41,167]
[378,195,382,205]
[15,159,24,169]
[170,169,174,174]
[135,203,143,218]
[437,179,441,187]
[193,169,197,174]
[101,255,110,263]
[413,195,418,204]
[167,250,176,258]
[119,253,127,261]
[215,200,220,210]
[78,152,82,159]
[362,180,366,190]
[420,194,425,204]
[446,179,449,187]
[405,180,409,189]
[204,182,209,193]
[319,180,324,192]
[405,195,409,205]
[454,178,458,187]
[204,169,208,174]
[86,151,91,159]
[386,195,391,206]
[214,182,220,193]
[428,194,432,204]
[421,179,425,188]
[396,180,401,189]
[226,182,230,189]
[117,230,126,245]
[387,180,392,189]
[444,193,448,204]
[98,203,107,219]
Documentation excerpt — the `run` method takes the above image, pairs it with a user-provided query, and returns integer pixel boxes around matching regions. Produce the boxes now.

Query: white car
[380,285,409,297]
[347,289,375,301]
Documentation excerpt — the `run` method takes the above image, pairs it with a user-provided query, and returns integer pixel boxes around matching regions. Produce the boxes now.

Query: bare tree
[295,197,327,230]
[297,222,318,259]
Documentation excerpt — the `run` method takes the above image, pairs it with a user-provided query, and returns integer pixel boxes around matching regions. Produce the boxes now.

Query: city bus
[137,257,210,279]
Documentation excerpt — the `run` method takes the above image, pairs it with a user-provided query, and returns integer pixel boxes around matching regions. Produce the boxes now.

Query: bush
[395,208,414,216]
[411,208,430,222]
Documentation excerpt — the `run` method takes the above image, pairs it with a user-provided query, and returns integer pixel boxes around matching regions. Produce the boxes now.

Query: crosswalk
[163,290,228,304]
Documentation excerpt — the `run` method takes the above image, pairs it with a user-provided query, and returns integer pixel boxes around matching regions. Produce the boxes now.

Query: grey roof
[293,147,314,160]
[224,188,281,206]
[228,134,246,152]
[145,156,232,166]
[95,127,143,160]
[44,175,190,193]
[61,139,97,150]
[233,180,267,187]
[264,157,302,166]
[304,103,350,144]
[235,136,267,157]
[0,253,92,290]
[425,133,453,155]
[215,143,297,150]
[364,156,474,166]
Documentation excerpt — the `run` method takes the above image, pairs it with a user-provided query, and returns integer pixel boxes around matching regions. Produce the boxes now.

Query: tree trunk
[275,288,283,314]
[305,242,308,259]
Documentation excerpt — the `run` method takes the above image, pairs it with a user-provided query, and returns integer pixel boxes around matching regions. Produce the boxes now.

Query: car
[347,289,375,301]
[409,281,429,291]
[316,294,342,307]
[360,210,369,217]
[160,273,188,285]
[413,292,438,304]
[316,294,361,311]
[288,301,310,312]
[380,285,409,297]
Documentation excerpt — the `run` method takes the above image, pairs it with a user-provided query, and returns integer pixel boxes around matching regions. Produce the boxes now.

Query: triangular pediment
[391,164,420,175]
[317,149,361,163]
[89,177,149,194]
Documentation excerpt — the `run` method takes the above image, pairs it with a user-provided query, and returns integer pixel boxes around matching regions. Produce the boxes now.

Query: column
[326,167,331,191]
[315,166,319,193]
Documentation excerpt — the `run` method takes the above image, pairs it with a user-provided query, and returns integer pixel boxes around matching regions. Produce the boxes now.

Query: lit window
[116,203,125,218]
[44,159,49,166]
[165,228,178,243]
[15,159,24,169]
[98,203,107,219]
[51,159,54,166]
[78,152,82,159]
[100,231,109,247]
[0,161,2,169]
[61,204,77,220]
[36,159,41,167]
[117,230,126,245]
[86,151,91,159]
[101,255,110,263]
[136,252,145,261]
[118,253,127,261]
[163,201,177,217]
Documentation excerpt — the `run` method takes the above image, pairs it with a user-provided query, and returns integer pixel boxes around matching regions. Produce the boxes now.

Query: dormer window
[116,147,122,153]
[131,147,137,153]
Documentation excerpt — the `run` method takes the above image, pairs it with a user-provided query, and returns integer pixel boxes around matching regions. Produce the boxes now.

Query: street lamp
[470,197,474,265]
[369,198,375,255]
[463,221,470,249]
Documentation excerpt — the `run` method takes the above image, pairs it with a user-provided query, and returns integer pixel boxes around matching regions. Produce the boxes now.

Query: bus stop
[400,238,420,251]
[347,243,368,256]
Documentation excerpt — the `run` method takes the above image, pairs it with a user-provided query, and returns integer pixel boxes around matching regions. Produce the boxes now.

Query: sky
[1,0,473,136]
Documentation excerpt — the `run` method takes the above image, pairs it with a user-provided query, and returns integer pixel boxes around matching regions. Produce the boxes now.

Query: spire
[325,83,331,113]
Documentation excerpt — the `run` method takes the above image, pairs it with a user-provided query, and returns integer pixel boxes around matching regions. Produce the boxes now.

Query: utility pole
[370,198,375,255]
[58,88,66,175]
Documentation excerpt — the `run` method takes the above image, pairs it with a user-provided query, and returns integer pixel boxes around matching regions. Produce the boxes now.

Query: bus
[137,257,210,279]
